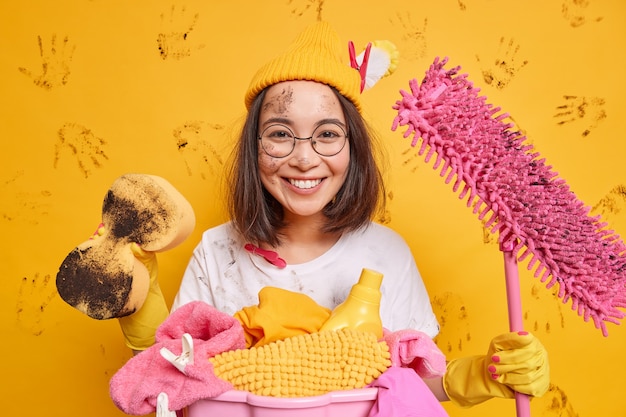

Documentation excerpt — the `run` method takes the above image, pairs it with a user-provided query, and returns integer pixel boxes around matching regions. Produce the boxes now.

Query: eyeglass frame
[257,122,349,158]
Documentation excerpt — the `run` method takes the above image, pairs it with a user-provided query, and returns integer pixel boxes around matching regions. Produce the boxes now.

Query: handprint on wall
[554,95,606,137]
[476,37,528,90]
[481,216,498,245]
[53,122,108,178]
[376,191,393,225]
[288,0,325,20]
[524,283,566,334]
[534,384,580,416]
[591,184,626,221]
[590,185,626,250]
[16,273,57,336]
[174,120,225,180]
[157,5,205,60]
[400,147,422,174]
[430,292,473,355]
[18,34,76,90]
[0,171,52,224]
[561,0,603,28]
[389,12,428,61]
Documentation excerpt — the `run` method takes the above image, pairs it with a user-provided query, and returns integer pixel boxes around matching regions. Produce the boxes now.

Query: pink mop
[391,57,626,416]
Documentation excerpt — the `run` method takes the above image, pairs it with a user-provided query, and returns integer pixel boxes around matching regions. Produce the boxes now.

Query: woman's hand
[442,331,549,407]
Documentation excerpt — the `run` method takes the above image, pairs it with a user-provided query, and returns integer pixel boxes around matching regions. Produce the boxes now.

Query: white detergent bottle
[319,268,383,339]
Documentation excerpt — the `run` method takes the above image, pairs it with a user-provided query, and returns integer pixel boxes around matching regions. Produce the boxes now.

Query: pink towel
[109,301,246,415]
[382,329,446,378]
[367,367,449,417]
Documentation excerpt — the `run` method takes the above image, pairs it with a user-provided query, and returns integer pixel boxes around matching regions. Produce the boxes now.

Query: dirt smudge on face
[263,86,294,115]
[317,92,339,114]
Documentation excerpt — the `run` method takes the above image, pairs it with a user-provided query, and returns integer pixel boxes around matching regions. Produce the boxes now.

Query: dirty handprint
[524,283,566,334]
[16,273,57,336]
[431,292,473,355]
[18,34,75,90]
[592,184,626,221]
[157,5,205,60]
[554,95,606,137]
[400,147,423,174]
[390,12,428,61]
[53,122,108,178]
[561,0,603,28]
[476,37,528,90]
[288,0,325,20]
[0,171,52,224]
[174,120,225,180]
[534,384,580,416]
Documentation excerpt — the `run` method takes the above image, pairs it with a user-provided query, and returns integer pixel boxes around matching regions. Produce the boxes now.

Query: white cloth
[172,222,439,338]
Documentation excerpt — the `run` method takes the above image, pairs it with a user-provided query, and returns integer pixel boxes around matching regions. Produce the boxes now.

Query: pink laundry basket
[183,388,379,417]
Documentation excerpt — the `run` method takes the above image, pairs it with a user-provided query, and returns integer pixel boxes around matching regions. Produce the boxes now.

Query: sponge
[56,173,195,320]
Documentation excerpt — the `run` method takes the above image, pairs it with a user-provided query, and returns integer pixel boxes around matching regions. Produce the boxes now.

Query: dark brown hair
[227,87,386,247]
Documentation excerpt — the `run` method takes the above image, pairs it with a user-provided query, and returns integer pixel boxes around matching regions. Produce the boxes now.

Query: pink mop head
[391,57,626,336]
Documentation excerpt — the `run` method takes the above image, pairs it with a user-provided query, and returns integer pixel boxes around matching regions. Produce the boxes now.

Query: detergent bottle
[319,268,383,338]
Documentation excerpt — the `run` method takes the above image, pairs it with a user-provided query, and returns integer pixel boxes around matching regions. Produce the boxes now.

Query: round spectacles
[258,122,348,158]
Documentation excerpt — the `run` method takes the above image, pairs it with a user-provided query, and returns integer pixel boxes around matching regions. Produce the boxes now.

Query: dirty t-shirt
[172,221,440,338]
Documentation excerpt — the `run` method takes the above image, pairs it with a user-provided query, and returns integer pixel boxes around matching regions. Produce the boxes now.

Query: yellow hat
[244,21,362,111]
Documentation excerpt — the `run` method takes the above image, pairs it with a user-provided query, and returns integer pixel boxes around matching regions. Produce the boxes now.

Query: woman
[172,80,440,337]
[122,21,549,408]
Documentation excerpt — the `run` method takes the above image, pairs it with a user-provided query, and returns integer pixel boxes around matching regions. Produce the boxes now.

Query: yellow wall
[2,1,625,416]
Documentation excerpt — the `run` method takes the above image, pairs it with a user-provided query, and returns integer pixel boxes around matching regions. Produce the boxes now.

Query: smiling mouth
[289,178,322,189]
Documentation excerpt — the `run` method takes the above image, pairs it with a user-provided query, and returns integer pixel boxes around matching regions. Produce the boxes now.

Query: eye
[319,130,339,138]
[262,124,295,141]
[313,123,346,142]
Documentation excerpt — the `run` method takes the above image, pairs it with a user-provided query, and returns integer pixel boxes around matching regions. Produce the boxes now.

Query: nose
[289,137,320,167]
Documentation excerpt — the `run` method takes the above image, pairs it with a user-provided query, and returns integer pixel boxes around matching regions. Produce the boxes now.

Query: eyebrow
[260,117,347,129]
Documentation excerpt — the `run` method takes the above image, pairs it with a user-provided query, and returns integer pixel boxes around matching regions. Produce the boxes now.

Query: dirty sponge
[56,173,195,320]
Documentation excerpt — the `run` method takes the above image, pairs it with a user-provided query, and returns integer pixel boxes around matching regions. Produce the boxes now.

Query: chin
[286,204,330,218]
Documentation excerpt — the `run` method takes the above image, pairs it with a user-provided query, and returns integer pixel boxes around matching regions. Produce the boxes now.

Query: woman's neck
[269,214,341,265]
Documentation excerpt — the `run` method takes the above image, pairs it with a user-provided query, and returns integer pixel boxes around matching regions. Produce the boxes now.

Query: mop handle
[501,241,531,417]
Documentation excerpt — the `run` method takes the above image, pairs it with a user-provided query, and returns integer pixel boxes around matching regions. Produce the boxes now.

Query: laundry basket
[183,388,379,417]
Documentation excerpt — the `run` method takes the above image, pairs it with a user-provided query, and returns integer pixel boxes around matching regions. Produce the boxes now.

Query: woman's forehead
[260,81,343,124]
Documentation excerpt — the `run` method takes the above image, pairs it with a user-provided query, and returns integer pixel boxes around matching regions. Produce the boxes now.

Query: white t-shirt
[172,221,440,338]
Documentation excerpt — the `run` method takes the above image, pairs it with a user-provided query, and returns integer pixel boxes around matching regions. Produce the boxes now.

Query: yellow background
[2,1,625,416]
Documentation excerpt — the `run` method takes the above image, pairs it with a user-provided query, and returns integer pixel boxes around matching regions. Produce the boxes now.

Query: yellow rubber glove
[117,242,169,351]
[443,331,550,407]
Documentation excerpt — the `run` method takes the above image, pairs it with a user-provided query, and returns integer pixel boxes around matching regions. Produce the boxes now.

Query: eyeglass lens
[259,122,347,158]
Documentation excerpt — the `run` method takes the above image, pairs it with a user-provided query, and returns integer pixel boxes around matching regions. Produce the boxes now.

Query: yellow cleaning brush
[209,329,391,397]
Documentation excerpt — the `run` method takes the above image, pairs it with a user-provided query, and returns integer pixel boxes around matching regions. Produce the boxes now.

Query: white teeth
[290,179,322,189]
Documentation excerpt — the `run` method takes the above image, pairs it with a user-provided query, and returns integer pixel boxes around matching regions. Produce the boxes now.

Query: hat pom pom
[356,40,399,90]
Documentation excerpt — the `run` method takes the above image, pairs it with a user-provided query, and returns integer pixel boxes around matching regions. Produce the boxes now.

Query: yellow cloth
[233,287,331,348]
[244,21,362,111]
